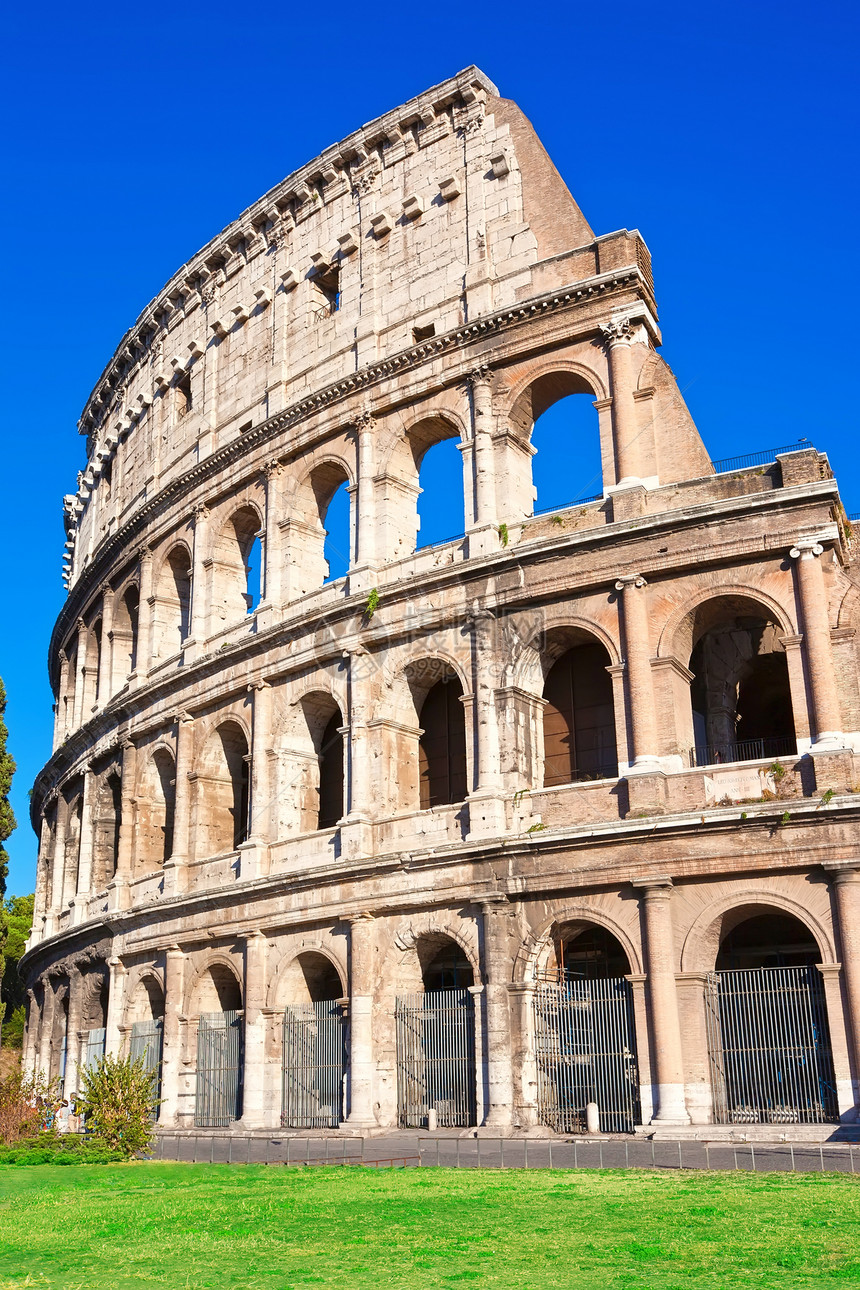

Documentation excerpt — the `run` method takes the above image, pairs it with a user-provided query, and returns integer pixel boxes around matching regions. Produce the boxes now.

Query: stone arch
[837,582,860,629]
[111,580,140,685]
[380,411,468,559]
[211,503,264,626]
[278,687,345,833]
[513,615,621,693]
[192,719,251,857]
[657,588,799,766]
[135,744,176,873]
[79,966,109,1032]
[186,955,244,1016]
[287,456,354,594]
[124,970,165,1025]
[516,901,643,983]
[680,890,836,973]
[268,948,346,1010]
[385,917,481,994]
[153,541,192,660]
[91,767,122,891]
[502,358,609,419]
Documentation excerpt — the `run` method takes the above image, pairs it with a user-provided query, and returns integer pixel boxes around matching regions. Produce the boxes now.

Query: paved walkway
[153,1131,860,1175]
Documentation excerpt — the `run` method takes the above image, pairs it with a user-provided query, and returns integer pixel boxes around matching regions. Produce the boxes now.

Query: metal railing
[533,978,640,1135]
[705,966,838,1125]
[282,1001,345,1129]
[130,1019,164,1116]
[395,988,476,1128]
[690,736,797,769]
[532,493,603,517]
[544,760,620,786]
[710,441,813,474]
[80,1027,106,1079]
[195,1011,243,1128]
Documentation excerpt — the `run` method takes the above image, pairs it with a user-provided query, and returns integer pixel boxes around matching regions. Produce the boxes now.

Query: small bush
[1,1007,26,1050]
[0,1132,126,1165]
[0,1069,61,1145]
[76,1053,158,1157]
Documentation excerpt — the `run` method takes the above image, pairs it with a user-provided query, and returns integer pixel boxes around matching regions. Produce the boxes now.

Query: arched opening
[194,963,243,1127]
[85,618,102,710]
[323,479,351,582]
[281,952,346,1129]
[55,989,70,1087]
[418,671,467,809]
[92,770,122,891]
[395,934,476,1128]
[128,975,165,1117]
[137,748,176,873]
[318,713,344,829]
[62,641,77,733]
[686,597,797,766]
[80,970,109,1083]
[706,909,837,1124]
[154,546,191,659]
[62,787,83,907]
[212,506,262,624]
[112,585,139,684]
[542,639,617,784]
[194,722,250,857]
[534,920,640,1133]
[417,437,465,549]
[511,373,603,516]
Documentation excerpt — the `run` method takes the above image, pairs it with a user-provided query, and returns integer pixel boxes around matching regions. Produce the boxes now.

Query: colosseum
[21,66,860,1143]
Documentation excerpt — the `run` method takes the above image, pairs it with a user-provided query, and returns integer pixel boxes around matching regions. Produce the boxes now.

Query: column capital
[600,316,646,349]
[173,709,195,726]
[349,911,375,925]
[136,544,153,565]
[615,574,647,591]
[465,363,492,388]
[352,409,375,433]
[790,536,825,559]
[192,503,210,523]
[825,863,860,884]
[76,616,86,632]
[99,581,112,599]
[263,458,284,479]
[632,873,674,894]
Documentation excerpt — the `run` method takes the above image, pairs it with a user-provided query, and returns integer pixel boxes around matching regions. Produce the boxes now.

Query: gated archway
[395,936,477,1128]
[193,963,243,1128]
[705,911,838,1124]
[127,975,165,1118]
[280,953,346,1129]
[533,923,640,1133]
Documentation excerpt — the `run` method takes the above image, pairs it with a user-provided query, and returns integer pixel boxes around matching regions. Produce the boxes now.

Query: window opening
[542,643,617,784]
[323,481,350,582]
[416,438,464,549]
[419,675,467,808]
[175,371,192,418]
[532,392,602,513]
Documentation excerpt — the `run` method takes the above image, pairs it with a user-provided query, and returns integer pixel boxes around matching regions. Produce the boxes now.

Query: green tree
[2,894,34,1046]
[76,1053,159,1157]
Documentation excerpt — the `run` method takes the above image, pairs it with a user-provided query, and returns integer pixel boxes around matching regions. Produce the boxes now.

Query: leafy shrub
[0,1133,125,1165]
[2,1007,25,1049]
[0,1068,61,1145]
[76,1053,158,1157]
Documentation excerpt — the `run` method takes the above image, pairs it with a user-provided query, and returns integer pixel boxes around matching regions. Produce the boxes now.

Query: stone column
[829,866,860,1112]
[110,740,136,910]
[241,683,273,880]
[635,877,689,1124]
[352,412,378,589]
[601,318,643,486]
[37,979,56,1079]
[97,583,114,706]
[615,575,660,769]
[159,946,185,1125]
[239,931,269,1128]
[64,967,83,1101]
[790,537,844,747]
[72,619,87,729]
[74,767,95,903]
[48,794,68,932]
[54,650,70,749]
[23,989,39,1077]
[104,957,127,1057]
[346,913,377,1127]
[164,713,194,894]
[260,461,284,613]
[508,982,538,1129]
[467,607,506,838]
[465,368,498,557]
[189,504,211,645]
[478,897,515,1128]
[135,547,154,679]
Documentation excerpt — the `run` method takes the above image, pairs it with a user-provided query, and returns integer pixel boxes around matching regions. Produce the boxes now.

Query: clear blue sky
[1,0,857,896]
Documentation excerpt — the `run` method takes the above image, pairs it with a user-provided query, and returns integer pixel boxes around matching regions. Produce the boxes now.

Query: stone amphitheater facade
[21,67,860,1137]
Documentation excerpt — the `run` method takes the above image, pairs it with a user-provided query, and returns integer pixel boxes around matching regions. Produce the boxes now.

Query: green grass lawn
[0,1163,859,1289]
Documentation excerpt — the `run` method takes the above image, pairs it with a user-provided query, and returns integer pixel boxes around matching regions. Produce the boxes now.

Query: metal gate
[282,1000,345,1128]
[195,1010,243,1127]
[533,978,640,1134]
[395,988,476,1127]
[130,1018,164,1112]
[705,966,838,1124]
[80,1027,106,1081]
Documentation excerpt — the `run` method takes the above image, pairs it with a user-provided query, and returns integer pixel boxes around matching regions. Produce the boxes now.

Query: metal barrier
[130,1018,164,1113]
[710,442,812,474]
[395,988,477,1128]
[690,737,797,768]
[533,978,640,1134]
[195,1011,243,1128]
[705,966,838,1125]
[80,1027,106,1079]
[282,1000,345,1129]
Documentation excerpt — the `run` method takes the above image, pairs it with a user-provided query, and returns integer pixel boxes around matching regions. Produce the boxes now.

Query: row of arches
[31,903,841,1133]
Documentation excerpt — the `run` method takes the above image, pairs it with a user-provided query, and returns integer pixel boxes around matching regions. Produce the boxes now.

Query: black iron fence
[710,441,813,474]
[395,988,477,1128]
[282,1001,345,1129]
[195,1011,243,1128]
[690,737,797,769]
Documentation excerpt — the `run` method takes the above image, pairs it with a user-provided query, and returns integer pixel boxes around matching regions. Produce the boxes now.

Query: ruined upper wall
[64,68,640,588]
